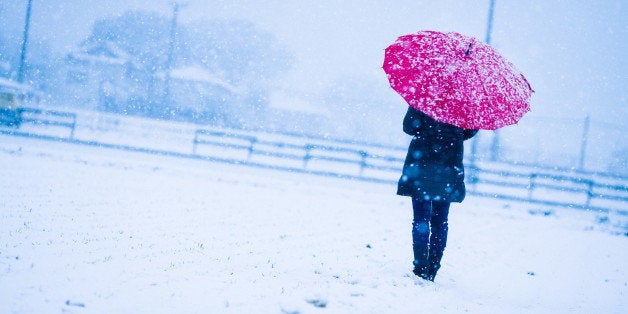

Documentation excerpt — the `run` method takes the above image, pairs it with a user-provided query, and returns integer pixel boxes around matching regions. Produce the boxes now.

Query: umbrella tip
[465,43,472,56]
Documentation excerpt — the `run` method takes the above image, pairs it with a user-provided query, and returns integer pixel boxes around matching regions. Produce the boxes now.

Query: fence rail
[192,128,628,213]
[19,107,77,138]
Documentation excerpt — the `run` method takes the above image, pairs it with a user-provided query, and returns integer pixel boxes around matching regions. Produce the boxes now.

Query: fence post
[358,150,368,176]
[528,173,537,200]
[303,144,312,168]
[247,137,256,161]
[584,180,594,208]
[466,163,479,192]
[69,115,76,139]
[192,130,201,154]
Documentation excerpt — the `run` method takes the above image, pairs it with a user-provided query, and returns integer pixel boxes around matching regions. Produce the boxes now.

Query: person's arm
[463,129,478,140]
[402,107,425,135]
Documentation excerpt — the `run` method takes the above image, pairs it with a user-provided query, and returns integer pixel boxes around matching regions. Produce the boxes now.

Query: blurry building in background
[160,65,236,124]
[65,40,145,111]
[64,41,236,124]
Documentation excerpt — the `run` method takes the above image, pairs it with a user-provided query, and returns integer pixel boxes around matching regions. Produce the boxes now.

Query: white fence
[2,107,627,215]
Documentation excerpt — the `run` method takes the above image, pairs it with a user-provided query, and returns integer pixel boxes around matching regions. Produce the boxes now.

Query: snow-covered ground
[1,134,626,314]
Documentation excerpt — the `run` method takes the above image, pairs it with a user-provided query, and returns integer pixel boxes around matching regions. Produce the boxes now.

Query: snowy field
[1,134,626,314]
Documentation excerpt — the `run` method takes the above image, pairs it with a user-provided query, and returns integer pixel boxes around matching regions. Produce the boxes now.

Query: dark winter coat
[397,107,478,202]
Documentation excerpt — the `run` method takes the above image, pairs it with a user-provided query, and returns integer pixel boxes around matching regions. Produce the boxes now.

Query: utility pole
[578,115,590,171]
[469,0,496,165]
[486,0,500,161]
[485,0,495,44]
[163,2,180,107]
[17,0,33,83]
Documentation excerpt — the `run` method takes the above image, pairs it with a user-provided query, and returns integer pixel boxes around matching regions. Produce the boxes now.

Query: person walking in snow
[397,106,478,281]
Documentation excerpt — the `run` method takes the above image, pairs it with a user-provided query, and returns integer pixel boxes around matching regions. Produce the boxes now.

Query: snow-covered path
[1,135,626,313]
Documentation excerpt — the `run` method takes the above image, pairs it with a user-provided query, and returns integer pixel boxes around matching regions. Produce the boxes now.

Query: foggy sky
[1,0,626,127]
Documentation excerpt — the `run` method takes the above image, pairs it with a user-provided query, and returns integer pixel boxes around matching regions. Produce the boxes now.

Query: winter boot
[412,220,431,280]
[425,251,444,281]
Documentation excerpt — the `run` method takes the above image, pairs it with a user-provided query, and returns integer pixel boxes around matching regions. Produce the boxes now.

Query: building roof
[168,65,236,93]
[67,40,135,66]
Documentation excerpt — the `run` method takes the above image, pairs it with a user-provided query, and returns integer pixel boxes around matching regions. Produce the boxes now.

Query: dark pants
[412,198,450,279]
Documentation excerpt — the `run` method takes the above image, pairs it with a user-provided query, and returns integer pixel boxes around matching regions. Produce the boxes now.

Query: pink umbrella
[383,30,533,130]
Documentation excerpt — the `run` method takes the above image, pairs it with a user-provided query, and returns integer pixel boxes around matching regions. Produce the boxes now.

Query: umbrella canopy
[383,30,533,130]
